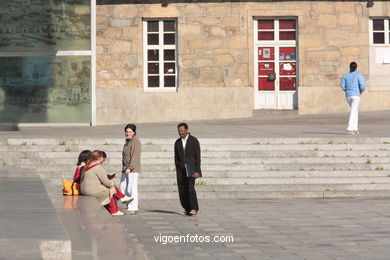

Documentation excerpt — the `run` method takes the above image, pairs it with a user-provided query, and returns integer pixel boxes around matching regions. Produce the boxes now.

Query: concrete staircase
[1,137,390,199]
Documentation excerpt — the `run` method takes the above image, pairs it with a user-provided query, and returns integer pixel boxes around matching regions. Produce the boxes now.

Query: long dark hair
[77,150,91,166]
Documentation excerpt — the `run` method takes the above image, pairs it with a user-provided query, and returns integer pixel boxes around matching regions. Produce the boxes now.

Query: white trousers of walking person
[346,96,360,131]
[120,172,139,211]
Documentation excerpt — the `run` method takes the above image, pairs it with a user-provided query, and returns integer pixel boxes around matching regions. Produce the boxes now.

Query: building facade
[1,1,389,125]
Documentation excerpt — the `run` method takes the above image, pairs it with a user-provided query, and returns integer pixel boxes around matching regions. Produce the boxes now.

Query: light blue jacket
[341,71,365,97]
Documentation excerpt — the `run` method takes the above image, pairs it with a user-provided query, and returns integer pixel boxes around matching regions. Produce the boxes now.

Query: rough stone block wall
[95,1,390,124]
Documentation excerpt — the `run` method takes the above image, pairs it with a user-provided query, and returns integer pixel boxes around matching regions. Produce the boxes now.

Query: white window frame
[370,18,390,46]
[143,19,178,92]
[255,19,297,45]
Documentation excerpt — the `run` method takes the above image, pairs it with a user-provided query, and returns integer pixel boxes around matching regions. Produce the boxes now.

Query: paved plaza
[1,110,390,259]
[47,183,390,260]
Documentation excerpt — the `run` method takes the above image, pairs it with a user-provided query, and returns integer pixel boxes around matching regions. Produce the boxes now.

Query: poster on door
[279,47,296,60]
[258,47,274,60]
[258,62,275,75]
[279,62,296,75]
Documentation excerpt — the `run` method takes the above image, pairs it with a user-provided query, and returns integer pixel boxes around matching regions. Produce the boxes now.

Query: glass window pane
[279,20,296,30]
[147,34,159,45]
[0,0,91,52]
[279,31,296,40]
[164,20,175,32]
[258,62,274,76]
[147,21,159,32]
[279,62,296,76]
[373,32,385,44]
[148,63,159,74]
[258,20,274,30]
[258,77,275,91]
[148,76,159,87]
[373,19,384,30]
[279,47,296,60]
[280,77,296,91]
[0,56,91,123]
[164,50,175,61]
[148,50,159,61]
[164,33,175,45]
[164,76,176,87]
[164,63,175,74]
[258,32,274,41]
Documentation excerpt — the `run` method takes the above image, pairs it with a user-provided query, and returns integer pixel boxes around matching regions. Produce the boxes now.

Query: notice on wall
[375,48,390,64]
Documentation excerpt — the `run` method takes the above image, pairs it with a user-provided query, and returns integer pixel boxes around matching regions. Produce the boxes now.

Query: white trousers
[120,172,139,210]
[346,96,360,131]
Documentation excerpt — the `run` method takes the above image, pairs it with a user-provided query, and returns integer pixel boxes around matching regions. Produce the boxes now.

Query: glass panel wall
[0,56,91,123]
[0,0,92,124]
[0,0,91,52]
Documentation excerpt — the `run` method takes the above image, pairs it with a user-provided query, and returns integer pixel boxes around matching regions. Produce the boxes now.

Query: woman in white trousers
[120,124,141,215]
[341,62,365,135]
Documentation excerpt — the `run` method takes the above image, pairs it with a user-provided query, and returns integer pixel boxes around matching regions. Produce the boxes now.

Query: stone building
[95,0,390,124]
[0,1,389,125]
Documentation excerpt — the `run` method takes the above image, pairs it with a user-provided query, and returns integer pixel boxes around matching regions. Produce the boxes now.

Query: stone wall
[96,1,390,124]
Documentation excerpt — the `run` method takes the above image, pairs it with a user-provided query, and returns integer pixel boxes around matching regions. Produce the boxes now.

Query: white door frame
[253,18,298,110]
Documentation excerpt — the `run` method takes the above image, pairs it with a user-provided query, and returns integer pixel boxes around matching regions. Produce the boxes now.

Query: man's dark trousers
[176,166,198,212]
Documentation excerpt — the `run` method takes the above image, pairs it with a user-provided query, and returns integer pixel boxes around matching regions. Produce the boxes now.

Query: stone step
[136,190,390,199]
[137,183,390,192]
[42,170,390,183]
[2,150,390,160]
[12,161,390,173]
[4,156,390,166]
[4,137,390,145]
[136,177,390,185]
[2,143,390,152]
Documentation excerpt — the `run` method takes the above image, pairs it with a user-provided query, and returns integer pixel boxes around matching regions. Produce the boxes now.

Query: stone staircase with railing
[1,137,390,199]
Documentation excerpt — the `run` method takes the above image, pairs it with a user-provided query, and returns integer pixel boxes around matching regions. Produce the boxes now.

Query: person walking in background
[174,122,202,216]
[341,62,365,135]
[80,150,128,216]
[120,124,141,215]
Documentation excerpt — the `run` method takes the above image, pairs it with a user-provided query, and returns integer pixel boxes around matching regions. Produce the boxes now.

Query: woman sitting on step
[80,150,132,216]
[72,150,91,184]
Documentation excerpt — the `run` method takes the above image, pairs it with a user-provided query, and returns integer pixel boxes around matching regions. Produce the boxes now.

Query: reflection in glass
[164,63,175,74]
[148,63,159,74]
[280,77,296,91]
[0,0,91,52]
[164,76,175,87]
[164,50,175,61]
[164,21,176,32]
[148,76,159,87]
[0,56,91,123]
[164,34,175,45]
[258,77,274,91]
[279,31,295,40]
[373,19,384,30]
[373,32,385,44]
[147,34,159,45]
[148,50,159,61]
[279,20,296,30]
[258,20,274,30]
[147,21,159,32]
[258,32,274,41]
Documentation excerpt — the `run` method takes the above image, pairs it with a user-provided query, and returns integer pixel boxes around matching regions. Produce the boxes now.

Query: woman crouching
[80,150,130,216]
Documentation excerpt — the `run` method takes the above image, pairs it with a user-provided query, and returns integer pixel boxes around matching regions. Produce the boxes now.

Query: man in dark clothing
[174,122,202,216]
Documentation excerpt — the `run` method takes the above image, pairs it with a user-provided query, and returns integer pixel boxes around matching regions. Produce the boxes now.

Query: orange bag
[62,179,81,196]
